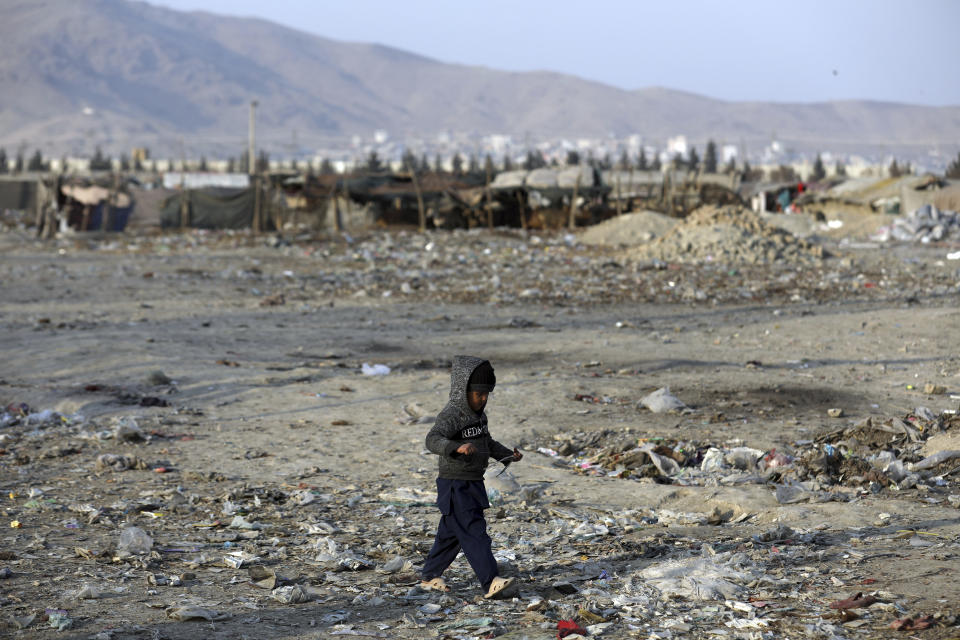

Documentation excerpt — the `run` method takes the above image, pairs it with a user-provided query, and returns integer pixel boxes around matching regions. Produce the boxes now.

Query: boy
[420,356,522,599]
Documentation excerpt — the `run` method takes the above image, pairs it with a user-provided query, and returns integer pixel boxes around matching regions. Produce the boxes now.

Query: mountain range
[1,0,958,161]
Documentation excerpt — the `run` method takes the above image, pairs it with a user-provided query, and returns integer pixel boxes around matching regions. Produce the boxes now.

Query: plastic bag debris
[398,402,435,425]
[377,556,412,574]
[314,537,372,571]
[146,370,172,385]
[639,553,752,601]
[96,453,148,471]
[700,447,726,472]
[73,583,103,599]
[725,447,763,471]
[229,515,265,530]
[9,613,36,629]
[377,487,433,505]
[117,526,153,556]
[639,443,680,476]
[46,609,72,631]
[909,449,960,471]
[271,584,315,604]
[113,417,147,442]
[361,363,390,376]
[166,606,230,621]
[639,387,688,413]
[223,551,259,568]
[247,566,277,589]
[775,483,813,504]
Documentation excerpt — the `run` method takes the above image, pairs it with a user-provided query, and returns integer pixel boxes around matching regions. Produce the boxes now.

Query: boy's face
[467,391,488,413]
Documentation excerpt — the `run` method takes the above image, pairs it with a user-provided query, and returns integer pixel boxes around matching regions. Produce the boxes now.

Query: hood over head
[449,355,493,413]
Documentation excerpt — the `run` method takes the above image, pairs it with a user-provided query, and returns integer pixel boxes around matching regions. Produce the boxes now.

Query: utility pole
[249,100,260,231]
[248,101,258,176]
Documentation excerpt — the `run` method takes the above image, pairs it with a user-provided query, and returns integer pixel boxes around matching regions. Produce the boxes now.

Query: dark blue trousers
[421,478,497,591]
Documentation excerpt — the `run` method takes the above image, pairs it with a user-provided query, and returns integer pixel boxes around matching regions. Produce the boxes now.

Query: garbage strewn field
[1,222,959,639]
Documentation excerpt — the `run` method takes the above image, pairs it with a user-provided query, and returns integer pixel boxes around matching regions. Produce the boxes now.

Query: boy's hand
[511,447,523,462]
[456,443,477,456]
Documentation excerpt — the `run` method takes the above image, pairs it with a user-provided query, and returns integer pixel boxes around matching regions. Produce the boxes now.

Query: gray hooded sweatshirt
[425,356,513,481]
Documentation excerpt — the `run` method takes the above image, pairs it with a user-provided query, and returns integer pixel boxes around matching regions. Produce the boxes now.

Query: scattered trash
[73,583,103,599]
[46,609,72,631]
[890,615,935,631]
[9,613,36,629]
[874,204,960,244]
[113,417,147,442]
[166,606,230,621]
[116,526,153,556]
[557,619,588,638]
[145,370,172,386]
[639,387,688,413]
[3,226,960,639]
[361,363,391,376]
[376,556,412,574]
[638,553,754,601]
[829,592,878,609]
[271,584,314,604]
[248,566,278,589]
[96,453,149,471]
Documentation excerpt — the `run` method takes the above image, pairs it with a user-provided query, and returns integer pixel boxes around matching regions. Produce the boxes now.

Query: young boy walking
[420,356,522,599]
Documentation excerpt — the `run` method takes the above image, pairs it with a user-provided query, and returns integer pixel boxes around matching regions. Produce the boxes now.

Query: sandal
[420,577,450,592]
[484,576,516,599]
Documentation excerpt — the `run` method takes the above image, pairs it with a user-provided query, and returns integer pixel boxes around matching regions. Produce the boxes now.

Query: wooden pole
[568,171,581,229]
[615,172,622,217]
[33,177,44,235]
[39,177,55,239]
[103,172,118,232]
[249,101,259,232]
[484,164,493,229]
[411,170,425,232]
[517,191,526,230]
[338,178,348,233]
[324,180,337,231]
[248,101,257,177]
[179,176,188,230]
[252,174,261,232]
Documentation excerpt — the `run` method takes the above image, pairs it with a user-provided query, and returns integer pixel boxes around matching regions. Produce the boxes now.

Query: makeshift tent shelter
[0,175,44,212]
[60,184,134,231]
[160,187,264,230]
[797,174,945,214]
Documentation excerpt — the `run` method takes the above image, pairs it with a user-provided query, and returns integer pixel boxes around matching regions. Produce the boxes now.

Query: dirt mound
[579,210,679,246]
[629,205,824,264]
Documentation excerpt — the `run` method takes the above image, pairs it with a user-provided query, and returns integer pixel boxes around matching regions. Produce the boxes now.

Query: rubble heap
[536,407,960,507]
[630,205,824,265]
[874,204,960,243]
[578,210,678,247]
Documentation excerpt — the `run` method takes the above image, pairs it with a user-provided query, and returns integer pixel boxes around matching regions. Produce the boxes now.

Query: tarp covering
[160,187,256,229]
[0,177,40,212]
[491,167,597,190]
[162,172,250,190]
[85,203,134,231]
[61,184,132,207]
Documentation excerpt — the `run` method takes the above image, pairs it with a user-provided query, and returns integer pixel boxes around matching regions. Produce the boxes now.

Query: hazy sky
[152,0,960,106]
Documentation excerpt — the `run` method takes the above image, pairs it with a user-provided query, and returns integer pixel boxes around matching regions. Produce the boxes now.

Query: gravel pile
[630,205,824,265]
[578,210,679,246]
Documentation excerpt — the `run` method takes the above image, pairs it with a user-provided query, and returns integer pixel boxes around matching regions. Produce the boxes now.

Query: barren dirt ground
[1,227,959,640]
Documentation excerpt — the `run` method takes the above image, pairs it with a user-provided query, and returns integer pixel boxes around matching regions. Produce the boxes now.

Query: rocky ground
[1,208,960,639]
